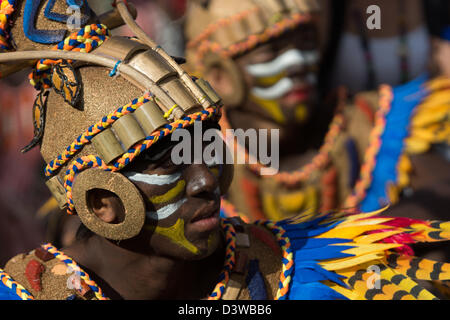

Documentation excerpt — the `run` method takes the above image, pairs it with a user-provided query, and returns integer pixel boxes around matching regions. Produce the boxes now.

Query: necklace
[220,110,345,187]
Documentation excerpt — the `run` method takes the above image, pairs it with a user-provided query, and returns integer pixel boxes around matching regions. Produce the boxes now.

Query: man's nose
[184,164,218,199]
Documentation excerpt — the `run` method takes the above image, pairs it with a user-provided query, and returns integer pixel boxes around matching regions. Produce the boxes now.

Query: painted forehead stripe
[124,172,182,186]
[246,48,318,78]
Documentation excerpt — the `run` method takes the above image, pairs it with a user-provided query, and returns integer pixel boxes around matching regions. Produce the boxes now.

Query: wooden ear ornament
[72,168,146,240]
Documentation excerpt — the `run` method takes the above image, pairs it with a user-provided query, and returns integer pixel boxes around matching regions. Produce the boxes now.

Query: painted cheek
[144,218,199,254]
[125,171,188,221]
[249,94,286,124]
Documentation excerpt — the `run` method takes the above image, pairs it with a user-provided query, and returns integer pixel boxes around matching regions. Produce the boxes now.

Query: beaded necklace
[220,110,345,187]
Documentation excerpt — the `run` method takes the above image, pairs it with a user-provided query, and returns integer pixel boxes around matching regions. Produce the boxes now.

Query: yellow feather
[316,225,393,239]
[353,230,403,244]
[320,253,384,271]
[341,243,402,256]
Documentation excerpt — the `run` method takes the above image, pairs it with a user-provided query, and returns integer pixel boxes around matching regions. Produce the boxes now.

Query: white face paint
[251,77,294,100]
[125,171,187,221]
[124,172,182,186]
[246,48,319,101]
[246,48,319,78]
[146,198,188,221]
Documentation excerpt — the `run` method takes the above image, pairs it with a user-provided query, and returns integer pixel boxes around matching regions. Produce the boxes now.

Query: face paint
[144,218,199,254]
[246,48,319,78]
[249,94,286,124]
[147,198,188,221]
[149,179,186,204]
[251,77,295,100]
[125,171,182,186]
[245,48,318,125]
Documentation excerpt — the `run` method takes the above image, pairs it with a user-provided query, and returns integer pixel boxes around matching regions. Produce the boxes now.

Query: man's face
[121,125,228,260]
[235,22,319,129]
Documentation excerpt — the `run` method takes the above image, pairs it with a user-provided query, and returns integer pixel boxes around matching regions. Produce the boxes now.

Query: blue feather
[288,281,349,300]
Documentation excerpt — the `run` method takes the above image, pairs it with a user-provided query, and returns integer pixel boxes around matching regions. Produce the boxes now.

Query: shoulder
[3,245,95,300]
[220,218,283,300]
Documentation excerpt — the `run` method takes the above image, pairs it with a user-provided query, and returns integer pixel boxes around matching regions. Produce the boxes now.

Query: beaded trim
[42,243,108,300]
[254,220,293,300]
[192,12,312,70]
[0,0,15,51]
[29,23,110,90]
[0,268,34,300]
[344,85,394,208]
[220,110,345,187]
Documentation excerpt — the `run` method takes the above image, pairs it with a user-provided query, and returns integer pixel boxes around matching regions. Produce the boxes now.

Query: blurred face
[121,124,229,260]
[234,22,319,129]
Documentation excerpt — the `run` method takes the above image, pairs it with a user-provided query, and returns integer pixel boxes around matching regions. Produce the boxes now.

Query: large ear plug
[72,168,146,240]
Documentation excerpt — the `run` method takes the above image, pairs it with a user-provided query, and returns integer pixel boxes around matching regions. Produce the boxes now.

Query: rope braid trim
[44,93,154,177]
[62,106,220,214]
[344,85,394,208]
[0,268,34,300]
[192,12,313,71]
[42,243,108,300]
[254,220,293,300]
[208,219,236,300]
[29,23,111,90]
[0,0,15,51]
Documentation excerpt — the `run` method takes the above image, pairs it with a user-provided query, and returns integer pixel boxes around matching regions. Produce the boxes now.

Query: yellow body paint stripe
[149,180,186,204]
[145,219,199,254]
[249,94,285,124]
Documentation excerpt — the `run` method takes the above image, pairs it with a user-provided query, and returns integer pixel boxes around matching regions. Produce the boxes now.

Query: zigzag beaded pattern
[0,268,34,300]
[208,219,236,300]
[254,220,293,300]
[62,106,220,214]
[194,12,312,69]
[344,85,394,208]
[29,23,110,90]
[44,94,152,177]
[0,0,15,51]
[42,243,108,300]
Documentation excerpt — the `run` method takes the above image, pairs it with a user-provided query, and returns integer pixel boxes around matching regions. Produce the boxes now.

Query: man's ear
[203,55,246,107]
[87,189,126,224]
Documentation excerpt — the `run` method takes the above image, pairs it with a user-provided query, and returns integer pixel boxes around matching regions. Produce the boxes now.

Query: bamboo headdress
[0,0,229,240]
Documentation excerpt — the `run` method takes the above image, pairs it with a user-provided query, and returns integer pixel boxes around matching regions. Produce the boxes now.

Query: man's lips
[189,201,221,232]
[282,85,311,105]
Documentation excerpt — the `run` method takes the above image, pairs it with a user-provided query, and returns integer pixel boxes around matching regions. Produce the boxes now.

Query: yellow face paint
[149,179,186,205]
[249,94,285,124]
[294,104,308,123]
[145,218,199,254]
[209,167,220,179]
[255,71,287,87]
